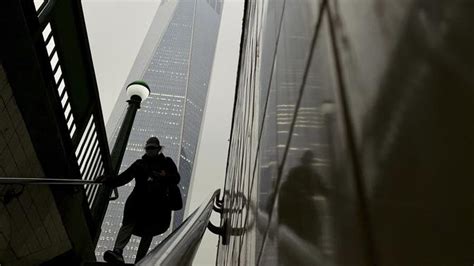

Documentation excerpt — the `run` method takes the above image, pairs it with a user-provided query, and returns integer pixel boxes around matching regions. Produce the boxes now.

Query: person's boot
[103,248,125,265]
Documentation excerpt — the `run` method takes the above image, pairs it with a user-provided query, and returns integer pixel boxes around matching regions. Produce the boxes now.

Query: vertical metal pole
[91,94,142,244]
[110,95,142,172]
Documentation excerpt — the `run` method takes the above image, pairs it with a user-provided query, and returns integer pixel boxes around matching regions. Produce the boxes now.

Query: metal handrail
[0,177,102,185]
[137,189,221,265]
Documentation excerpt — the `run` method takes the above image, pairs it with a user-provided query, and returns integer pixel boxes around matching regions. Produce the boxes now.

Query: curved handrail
[136,189,221,265]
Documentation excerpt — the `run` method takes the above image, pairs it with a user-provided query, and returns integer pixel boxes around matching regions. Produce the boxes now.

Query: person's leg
[104,222,135,264]
[135,235,153,263]
[114,222,135,252]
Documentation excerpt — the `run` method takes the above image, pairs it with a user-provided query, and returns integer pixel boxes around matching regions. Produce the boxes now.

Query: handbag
[144,157,183,210]
[167,184,183,211]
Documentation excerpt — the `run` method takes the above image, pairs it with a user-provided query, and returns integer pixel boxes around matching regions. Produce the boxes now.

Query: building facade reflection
[218,0,474,265]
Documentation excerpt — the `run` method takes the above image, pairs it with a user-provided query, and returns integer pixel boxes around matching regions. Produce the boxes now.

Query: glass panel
[61,91,68,107]
[66,105,74,128]
[80,131,98,173]
[42,23,52,40]
[33,0,46,11]
[70,124,76,138]
[64,101,71,118]
[75,115,94,157]
[46,37,55,56]
[82,140,99,176]
[49,52,59,71]
[54,65,62,83]
[57,79,65,96]
[78,123,96,166]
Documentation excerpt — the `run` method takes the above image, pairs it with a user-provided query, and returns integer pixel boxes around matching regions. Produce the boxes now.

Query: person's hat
[145,137,161,149]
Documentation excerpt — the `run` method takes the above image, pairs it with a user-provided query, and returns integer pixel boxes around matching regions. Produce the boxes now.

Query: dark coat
[277,164,325,265]
[108,153,180,237]
[278,164,325,242]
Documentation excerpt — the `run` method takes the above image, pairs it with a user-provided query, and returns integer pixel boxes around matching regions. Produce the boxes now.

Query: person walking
[277,150,327,265]
[98,137,182,264]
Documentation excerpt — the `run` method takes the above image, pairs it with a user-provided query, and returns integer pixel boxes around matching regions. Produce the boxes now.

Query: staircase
[83,262,134,266]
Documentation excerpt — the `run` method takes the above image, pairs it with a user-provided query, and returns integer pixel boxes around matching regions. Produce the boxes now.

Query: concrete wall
[0,65,71,266]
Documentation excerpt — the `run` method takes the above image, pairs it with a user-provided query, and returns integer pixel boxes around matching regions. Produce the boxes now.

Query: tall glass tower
[95,0,223,262]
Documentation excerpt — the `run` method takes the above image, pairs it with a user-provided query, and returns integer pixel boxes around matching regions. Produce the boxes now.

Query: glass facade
[95,0,222,263]
[218,0,474,265]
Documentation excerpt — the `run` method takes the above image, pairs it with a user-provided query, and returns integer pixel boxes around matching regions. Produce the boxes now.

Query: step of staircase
[83,262,134,266]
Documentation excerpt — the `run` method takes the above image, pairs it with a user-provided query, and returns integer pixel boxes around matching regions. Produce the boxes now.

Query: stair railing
[137,189,224,265]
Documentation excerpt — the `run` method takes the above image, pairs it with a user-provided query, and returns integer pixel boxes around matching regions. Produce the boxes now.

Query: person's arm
[101,161,138,188]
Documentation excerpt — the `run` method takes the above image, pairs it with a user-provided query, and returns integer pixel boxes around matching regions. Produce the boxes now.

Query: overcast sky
[83,0,162,120]
[82,0,243,264]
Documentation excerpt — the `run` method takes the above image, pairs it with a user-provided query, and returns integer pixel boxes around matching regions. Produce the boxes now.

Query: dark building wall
[219,0,474,265]
[0,65,71,265]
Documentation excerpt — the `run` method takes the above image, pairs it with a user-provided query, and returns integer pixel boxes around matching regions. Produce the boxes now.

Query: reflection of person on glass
[278,150,326,265]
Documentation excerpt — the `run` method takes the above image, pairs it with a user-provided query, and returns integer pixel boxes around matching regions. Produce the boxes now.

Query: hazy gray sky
[82,0,243,265]
[83,0,162,121]
[188,1,243,264]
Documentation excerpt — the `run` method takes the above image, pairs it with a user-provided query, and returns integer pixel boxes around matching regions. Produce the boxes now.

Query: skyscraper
[95,0,223,262]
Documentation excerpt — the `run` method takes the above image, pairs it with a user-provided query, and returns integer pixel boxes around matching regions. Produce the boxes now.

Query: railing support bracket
[207,218,229,245]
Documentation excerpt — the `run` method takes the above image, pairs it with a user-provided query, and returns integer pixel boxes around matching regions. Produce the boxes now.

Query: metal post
[91,80,149,245]
[110,95,142,172]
